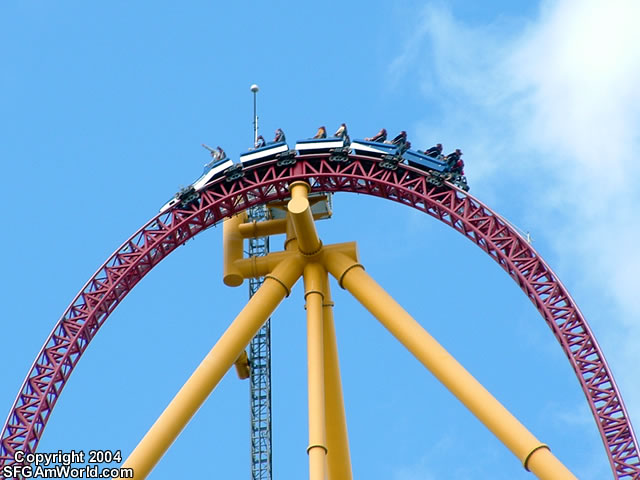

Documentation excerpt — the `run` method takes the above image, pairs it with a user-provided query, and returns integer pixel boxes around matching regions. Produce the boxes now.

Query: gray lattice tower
[247,203,272,480]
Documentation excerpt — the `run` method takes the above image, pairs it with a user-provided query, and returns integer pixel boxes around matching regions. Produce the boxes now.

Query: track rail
[2,153,638,479]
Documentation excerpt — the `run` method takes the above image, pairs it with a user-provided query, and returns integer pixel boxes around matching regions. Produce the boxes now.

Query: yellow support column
[304,262,328,480]
[121,255,305,479]
[288,182,322,255]
[223,212,247,287]
[322,274,353,480]
[323,250,577,480]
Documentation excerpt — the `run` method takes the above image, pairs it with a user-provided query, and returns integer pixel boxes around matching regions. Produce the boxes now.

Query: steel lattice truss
[246,204,273,480]
[2,154,639,479]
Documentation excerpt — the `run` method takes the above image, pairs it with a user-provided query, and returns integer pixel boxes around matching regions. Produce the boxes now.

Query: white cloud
[391,0,640,453]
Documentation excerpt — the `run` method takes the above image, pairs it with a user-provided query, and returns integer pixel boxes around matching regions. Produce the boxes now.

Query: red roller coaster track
[2,153,639,479]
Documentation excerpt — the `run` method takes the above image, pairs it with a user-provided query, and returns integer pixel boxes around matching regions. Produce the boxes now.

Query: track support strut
[122,180,577,480]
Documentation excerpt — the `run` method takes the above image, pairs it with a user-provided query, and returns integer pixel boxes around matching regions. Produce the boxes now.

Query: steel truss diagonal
[2,153,639,479]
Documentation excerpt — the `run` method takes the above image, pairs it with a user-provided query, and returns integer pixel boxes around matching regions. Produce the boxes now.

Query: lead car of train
[160,136,469,213]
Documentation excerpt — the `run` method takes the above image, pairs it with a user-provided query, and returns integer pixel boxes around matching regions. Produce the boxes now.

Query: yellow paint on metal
[238,218,288,238]
[303,262,328,480]
[284,214,298,252]
[322,274,354,480]
[237,214,328,240]
[222,212,247,287]
[132,194,578,480]
[233,250,294,279]
[288,182,322,255]
[121,256,304,479]
[526,446,576,479]
[323,250,577,480]
[231,243,358,282]
[233,350,251,380]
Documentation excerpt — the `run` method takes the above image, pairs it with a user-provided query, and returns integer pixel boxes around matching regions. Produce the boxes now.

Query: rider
[365,128,387,143]
[255,135,266,149]
[389,131,407,145]
[334,123,348,139]
[452,158,465,175]
[313,126,327,139]
[274,128,286,143]
[444,149,462,168]
[212,146,226,161]
[388,131,410,154]
[424,143,443,157]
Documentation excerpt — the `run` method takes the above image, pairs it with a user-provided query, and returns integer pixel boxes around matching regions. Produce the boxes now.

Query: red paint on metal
[1,154,638,479]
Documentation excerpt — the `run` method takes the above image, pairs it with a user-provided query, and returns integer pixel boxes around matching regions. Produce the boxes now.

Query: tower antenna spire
[250,84,259,146]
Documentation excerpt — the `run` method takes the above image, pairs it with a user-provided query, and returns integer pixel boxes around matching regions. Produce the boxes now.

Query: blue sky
[2,1,639,479]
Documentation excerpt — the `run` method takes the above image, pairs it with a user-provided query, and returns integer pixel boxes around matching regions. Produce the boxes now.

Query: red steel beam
[1,153,638,479]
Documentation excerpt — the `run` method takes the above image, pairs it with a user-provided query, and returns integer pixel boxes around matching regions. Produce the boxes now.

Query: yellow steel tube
[121,256,305,479]
[223,212,247,287]
[285,214,297,252]
[233,250,294,280]
[232,242,358,281]
[323,251,577,480]
[237,214,328,240]
[237,218,288,238]
[233,350,250,380]
[525,447,577,477]
[303,262,328,480]
[288,182,322,255]
[322,274,353,480]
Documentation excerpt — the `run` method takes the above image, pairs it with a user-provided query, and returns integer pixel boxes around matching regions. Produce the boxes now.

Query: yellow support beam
[303,262,328,480]
[132,189,578,480]
[287,182,322,255]
[222,212,247,287]
[323,250,577,480]
[231,242,358,281]
[121,255,305,479]
[238,218,288,238]
[322,273,353,480]
[237,213,328,240]
[233,350,251,380]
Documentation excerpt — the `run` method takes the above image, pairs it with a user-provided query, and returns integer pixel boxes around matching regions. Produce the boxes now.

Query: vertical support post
[322,274,353,480]
[303,262,328,480]
[250,84,259,146]
[223,212,247,287]
[121,256,304,480]
[323,250,577,480]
